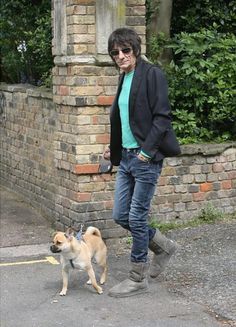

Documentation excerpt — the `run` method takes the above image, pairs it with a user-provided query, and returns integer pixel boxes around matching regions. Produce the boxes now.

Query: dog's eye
[56,241,62,245]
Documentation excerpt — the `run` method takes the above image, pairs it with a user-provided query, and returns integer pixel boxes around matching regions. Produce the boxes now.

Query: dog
[50,226,107,296]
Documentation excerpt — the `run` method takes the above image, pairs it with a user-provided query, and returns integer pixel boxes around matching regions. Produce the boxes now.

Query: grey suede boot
[149,229,178,278]
[108,262,149,298]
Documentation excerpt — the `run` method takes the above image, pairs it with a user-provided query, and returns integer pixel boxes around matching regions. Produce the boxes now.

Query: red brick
[97,95,114,106]
[76,192,91,202]
[228,171,236,179]
[73,164,99,174]
[58,85,69,96]
[69,190,91,202]
[104,200,114,209]
[200,182,212,192]
[92,116,99,124]
[221,180,232,189]
[212,163,224,173]
[96,134,110,144]
[158,177,168,186]
[193,192,205,202]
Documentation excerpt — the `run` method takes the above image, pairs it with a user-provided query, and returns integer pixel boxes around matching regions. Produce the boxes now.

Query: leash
[75,224,84,241]
[69,224,84,269]
[69,259,75,269]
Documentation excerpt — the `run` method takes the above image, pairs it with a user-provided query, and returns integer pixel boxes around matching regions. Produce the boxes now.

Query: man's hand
[103,147,111,160]
[137,152,150,162]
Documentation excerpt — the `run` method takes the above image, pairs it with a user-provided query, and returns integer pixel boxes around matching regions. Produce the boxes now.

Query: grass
[149,205,236,233]
[124,205,235,246]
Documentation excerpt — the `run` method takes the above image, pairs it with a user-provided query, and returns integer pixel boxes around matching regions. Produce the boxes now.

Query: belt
[122,147,140,153]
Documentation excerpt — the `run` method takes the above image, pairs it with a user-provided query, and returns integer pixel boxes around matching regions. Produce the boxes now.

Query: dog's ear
[65,227,75,241]
[51,231,58,238]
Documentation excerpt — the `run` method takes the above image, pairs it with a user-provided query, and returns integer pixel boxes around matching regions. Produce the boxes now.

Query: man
[104,27,180,298]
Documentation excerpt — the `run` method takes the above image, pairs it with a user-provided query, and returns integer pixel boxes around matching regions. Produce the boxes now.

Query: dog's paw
[86,279,92,285]
[100,278,106,285]
[97,286,103,294]
[59,289,67,296]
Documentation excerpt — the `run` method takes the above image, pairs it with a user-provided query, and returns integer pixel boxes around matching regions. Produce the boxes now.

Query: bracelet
[138,153,150,162]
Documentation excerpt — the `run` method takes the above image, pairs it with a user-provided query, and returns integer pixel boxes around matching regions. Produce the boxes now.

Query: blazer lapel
[129,59,145,115]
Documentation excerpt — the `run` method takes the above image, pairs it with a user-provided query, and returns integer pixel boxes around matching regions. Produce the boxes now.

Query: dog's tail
[85,226,102,238]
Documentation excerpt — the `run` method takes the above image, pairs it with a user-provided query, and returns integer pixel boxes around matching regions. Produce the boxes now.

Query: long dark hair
[108,28,141,60]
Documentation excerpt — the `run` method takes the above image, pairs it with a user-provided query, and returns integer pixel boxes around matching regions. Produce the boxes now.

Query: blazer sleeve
[141,66,172,158]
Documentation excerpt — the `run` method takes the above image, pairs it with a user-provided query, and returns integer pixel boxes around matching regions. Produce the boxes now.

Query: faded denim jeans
[112,148,163,263]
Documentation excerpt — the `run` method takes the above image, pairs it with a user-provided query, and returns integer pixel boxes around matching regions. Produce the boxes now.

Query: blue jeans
[112,148,163,263]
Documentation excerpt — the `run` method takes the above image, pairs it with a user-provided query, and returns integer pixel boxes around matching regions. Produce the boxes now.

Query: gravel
[161,221,236,324]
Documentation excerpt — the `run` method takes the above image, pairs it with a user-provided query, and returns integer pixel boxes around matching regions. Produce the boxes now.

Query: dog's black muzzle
[50,245,61,253]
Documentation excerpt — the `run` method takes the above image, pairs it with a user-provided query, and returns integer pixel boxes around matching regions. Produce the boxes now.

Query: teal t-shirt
[118,70,139,149]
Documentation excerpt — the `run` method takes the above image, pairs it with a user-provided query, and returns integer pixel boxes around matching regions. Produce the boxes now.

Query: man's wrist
[138,152,150,162]
[140,150,151,159]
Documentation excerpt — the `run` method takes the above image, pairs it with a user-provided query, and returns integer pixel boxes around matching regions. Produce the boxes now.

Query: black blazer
[110,58,180,166]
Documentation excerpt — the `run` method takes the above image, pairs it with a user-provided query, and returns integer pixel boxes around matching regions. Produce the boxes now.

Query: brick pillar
[52,0,146,240]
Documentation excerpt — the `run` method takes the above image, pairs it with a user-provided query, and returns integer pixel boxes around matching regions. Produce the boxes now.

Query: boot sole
[108,288,149,298]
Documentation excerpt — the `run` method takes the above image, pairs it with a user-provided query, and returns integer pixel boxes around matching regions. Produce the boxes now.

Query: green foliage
[171,0,236,35]
[166,29,236,143]
[197,204,223,223]
[0,0,53,87]
[147,32,169,65]
[149,205,233,233]
[145,0,160,26]
[146,0,236,143]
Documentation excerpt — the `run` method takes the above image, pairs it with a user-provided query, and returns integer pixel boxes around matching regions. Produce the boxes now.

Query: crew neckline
[125,70,135,76]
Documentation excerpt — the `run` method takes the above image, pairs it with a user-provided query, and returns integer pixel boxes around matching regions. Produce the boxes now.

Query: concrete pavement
[0,185,235,327]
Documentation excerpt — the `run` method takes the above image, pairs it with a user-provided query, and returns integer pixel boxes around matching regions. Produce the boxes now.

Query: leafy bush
[171,0,236,35]
[0,0,52,87]
[148,29,236,143]
[166,29,236,143]
[146,0,236,143]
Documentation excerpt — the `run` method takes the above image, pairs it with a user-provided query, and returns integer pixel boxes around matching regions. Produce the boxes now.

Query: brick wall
[151,146,236,224]
[1,1,235,247]
[0,85,58,218]
[52,0,147,174]
[0,85,236,245]
[50,0,148,245]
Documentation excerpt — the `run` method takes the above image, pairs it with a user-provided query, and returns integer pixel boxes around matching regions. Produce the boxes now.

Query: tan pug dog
[50,226,107,295]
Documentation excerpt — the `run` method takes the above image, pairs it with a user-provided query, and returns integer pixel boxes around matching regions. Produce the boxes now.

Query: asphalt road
[0,186,235,327]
